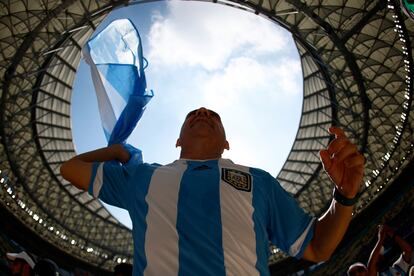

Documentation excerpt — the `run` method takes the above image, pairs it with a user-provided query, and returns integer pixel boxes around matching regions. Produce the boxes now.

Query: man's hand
[303,127,365,262]
[382,224,395,237]
[378,225,387,242]
[319,127,365,198]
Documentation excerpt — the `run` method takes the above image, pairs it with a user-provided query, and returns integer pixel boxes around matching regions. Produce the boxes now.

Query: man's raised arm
[302,127,365,262]
[60,144,130,190]
[366,225,387,276]
[386,225,412,263]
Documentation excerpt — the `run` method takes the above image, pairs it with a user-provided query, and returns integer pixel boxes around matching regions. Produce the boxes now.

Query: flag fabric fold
[83,18,153,164]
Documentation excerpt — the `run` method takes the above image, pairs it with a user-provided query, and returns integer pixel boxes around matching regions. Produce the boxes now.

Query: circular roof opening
[71,2,302,228]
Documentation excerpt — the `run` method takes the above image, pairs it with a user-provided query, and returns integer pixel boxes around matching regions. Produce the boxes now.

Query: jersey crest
[221,168,251,192]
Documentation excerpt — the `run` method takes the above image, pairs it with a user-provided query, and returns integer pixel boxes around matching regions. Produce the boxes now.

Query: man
[350,224,412,276]
[61,107,365,275]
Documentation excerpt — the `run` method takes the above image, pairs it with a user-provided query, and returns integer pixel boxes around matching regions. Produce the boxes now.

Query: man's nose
[195,107,210,117]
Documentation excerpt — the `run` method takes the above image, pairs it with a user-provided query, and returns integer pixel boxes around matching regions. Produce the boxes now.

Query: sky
[71,1,303,229]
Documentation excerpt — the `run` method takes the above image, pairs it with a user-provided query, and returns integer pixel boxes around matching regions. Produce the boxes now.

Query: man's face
[176,107,229,153]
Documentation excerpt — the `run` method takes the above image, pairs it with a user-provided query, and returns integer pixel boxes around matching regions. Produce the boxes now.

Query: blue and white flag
[83,19,153,163]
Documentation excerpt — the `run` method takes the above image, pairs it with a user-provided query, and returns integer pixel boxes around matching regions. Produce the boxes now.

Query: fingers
[327,137,348,157]
[327,127,349,156]
[335,141,357,162]
[336,143,358,163]
[323,126,365,169]
[319,149,332,171]
[344,153,365,168]
[326,127,361,163]
[378,225,387,240]
[328,126,346,138]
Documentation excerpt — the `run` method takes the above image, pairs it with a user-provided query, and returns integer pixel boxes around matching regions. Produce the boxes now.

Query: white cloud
[147,1,289,71]
[199,56,302,110]
[141,2,303,173]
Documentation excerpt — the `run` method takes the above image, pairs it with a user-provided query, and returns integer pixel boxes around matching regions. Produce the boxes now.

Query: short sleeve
[88,161,137,209]
[267,175,315,258]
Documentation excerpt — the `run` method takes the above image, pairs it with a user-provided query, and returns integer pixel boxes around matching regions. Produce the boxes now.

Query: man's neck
[179,148,222,160]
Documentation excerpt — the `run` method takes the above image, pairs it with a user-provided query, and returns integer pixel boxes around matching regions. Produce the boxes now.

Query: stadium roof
[1,0,413,271]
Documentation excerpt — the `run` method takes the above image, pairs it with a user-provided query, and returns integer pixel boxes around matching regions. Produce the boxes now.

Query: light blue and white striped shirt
[89,158,315,276]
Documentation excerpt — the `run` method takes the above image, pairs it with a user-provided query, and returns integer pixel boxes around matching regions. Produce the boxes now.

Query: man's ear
[224,140,230,150]
[176,138,181,148]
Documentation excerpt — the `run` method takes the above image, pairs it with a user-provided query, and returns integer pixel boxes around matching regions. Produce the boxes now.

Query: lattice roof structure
[1,0,413,272]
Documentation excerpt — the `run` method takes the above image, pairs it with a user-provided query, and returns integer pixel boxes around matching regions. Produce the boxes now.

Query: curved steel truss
[1,0,413,270]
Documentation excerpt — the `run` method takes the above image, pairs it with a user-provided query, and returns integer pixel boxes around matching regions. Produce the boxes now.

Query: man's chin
[191,120,213,128]
[190,127,214,138]
[191,122,214,132]
[193,131,213,138]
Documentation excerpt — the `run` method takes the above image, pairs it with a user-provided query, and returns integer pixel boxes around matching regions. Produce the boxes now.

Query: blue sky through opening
[71,1,303,229]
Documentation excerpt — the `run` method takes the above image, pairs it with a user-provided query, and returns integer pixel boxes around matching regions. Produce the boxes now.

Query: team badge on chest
[221,168,252,192]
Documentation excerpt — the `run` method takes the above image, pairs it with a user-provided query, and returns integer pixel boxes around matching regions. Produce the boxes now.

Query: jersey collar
[173,158,234,167]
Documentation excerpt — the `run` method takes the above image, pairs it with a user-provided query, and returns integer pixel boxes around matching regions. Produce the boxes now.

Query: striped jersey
[88,158,315,276]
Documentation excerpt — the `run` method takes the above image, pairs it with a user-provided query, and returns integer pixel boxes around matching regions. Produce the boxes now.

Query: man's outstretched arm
[302,127,365,262]
[385,225,413,263]
[60,144,130,190]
